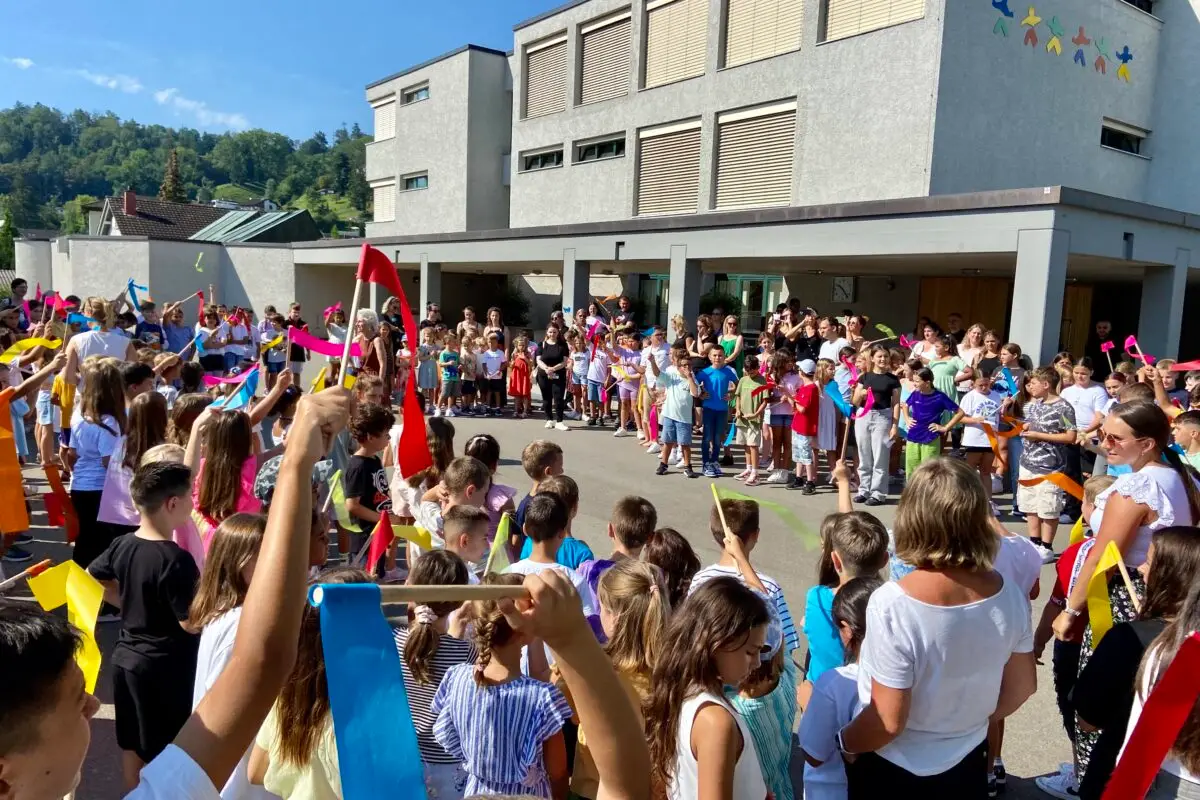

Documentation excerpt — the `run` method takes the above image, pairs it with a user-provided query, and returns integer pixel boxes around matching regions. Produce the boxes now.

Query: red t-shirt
[791,382,820,436]
[1051,539,1091,640]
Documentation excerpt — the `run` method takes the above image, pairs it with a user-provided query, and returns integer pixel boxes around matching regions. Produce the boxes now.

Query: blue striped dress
[729,657,799,800]
[431,663,572,798]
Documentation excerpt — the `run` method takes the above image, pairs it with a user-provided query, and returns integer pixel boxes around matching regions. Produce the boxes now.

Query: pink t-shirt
[770,373,800,416]
[611,347,642,390]
[484,481,517,542]
[191,456,262,549]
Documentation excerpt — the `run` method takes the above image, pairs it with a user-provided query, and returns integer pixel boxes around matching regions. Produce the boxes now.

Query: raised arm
[12,351,67,402]
[249,369,292,427]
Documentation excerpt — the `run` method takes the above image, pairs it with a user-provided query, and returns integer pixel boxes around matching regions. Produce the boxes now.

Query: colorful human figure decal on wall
[1022,6,1042,46]
[1115,45,1133,82]
[1094,36,1109,74]
[1046,16,1064,55]
[1072,26,1091,67]
[993,0,1014,36]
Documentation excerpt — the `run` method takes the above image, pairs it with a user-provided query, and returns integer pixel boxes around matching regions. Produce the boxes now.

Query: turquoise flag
[309,583,424,799]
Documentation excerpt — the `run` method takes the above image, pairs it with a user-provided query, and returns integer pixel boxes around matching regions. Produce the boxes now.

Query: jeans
[1007,436,1024,510]
[1063,443,1084,519]
[854,409,893,499]
[537,373,566,422]
[701,407,728,465]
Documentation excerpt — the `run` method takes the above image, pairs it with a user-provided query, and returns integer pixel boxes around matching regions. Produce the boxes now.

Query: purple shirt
[904,389,959,445]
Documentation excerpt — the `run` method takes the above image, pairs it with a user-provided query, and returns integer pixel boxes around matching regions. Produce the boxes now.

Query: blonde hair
[186,513,267,629]
[83,296,113,329]
[141,443,185,465]
[598,560,669,689]
[893,458,997,571]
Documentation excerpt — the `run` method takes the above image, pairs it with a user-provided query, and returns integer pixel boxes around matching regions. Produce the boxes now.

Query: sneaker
[587,417,598,427]
[1059,513,1073,525]
[554,422,569,431]
[802,481,816,496]
[613,428,630,438]
[637,432,647,441]
[719,454,735,467]
[988,775,998,799]
[1,546,32,563]
[544,420,554,429]
[14,532,33,545]
[702,464,717,478]
[766,469,788,485]
[990,501,1001,518]
[433,408,443,417]
[853,494,869,504]
[994,759,1007,789]
[646,442,662,455]
[786,473,800,489]
[712,464,724,478]
[670,451,684,466]
[865,496,884,507]
[446,408,458,417]
[565,410,581,421]
[655,463,669,476]
[1038,543,1058,564]
[684,466,700,479]
[1035,767,1079,799]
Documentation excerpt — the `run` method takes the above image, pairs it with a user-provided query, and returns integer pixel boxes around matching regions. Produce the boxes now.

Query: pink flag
[1099,340,1114,353]
[288,326,364,358]
[1124,334,1139,350]
[853,388,875,418]
[899,334,915,348]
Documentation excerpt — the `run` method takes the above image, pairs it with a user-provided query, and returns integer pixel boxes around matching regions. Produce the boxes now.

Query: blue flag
[997,367,1019,397]
[309,583,425,800]
[824,383,853,417]
[127,278,149,309]
[215,366,259,412]
[66,312,98,328]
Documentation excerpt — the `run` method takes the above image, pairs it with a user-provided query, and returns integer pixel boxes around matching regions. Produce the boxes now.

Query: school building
[17,0,1200,364]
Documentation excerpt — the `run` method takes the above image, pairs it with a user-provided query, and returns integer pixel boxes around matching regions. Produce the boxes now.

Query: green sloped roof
[188,209,308,243]
[189,210,257,242]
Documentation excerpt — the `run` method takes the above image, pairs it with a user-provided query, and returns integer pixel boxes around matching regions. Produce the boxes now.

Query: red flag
[196,291,205,321]
[34,283,42,302]
[357,244,405,301]
[1102,632,1200,799]
[366,509,395,573]
[394,289,433,478]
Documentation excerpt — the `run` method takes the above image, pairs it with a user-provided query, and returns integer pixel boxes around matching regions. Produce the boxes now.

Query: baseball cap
[798,359,816,375]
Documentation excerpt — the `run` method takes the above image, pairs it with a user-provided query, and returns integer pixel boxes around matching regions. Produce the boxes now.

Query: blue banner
[215,367,259,412]
[309,583,425,800]
[824,383,853,418]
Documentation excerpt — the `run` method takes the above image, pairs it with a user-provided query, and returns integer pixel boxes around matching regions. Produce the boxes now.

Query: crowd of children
[0,279,1199,800]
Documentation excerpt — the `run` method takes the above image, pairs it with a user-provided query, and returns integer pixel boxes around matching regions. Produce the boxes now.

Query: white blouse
[1090,464,1199,568]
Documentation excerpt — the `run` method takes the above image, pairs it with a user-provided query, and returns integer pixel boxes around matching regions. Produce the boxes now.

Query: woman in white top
[195,306,230,377]
[840,458,1036,798]
[956,324,987,396]
[909,321,941,364]
[645,576,771,800]
[61,296,137,393]
[1124,579,1200,799]
[1053,399,1200,785]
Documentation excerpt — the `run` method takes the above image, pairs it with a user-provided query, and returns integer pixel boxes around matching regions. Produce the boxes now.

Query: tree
[264,178,277,202]
[159,148,187,203]
[61,194,99,234]
[298,131,328,156]
[3,172,38,228]
[347,165,368,212]
[197,178,214,204]
[330,151,351,195]
[350,123,362,139]
[0,199,16,270]
[38,199,62,230]
[330,225,340,239]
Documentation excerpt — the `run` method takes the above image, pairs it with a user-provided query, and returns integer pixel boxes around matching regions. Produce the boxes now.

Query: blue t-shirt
[904,389,959,445]
[698,365,738,411]
[518,535,595,570]
[163,323,195,354]
[134,321,165,350]
[803,585,843,682]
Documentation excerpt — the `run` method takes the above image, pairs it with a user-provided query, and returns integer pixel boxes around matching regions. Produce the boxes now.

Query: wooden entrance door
[917,277,1013,335]
[1060,284,1093,357]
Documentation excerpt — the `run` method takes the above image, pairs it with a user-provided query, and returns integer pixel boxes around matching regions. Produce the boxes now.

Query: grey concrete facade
[364,46,511,237]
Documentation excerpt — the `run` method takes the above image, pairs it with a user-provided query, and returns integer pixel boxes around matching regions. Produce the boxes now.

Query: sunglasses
[1100,430,1148,447]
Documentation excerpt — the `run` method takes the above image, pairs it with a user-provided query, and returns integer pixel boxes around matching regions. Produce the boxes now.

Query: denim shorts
[770,413,794,429]
[265,360,285,374]
[791,432,814,465]
[661,417,693,446]
[587,380,604,402]
[35,393,55,426]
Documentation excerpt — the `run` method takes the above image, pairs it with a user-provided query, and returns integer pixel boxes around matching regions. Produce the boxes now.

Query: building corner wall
[14,240,53,290]
[465,50,514,232]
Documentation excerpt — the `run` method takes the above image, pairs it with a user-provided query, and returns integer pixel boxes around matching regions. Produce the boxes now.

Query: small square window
[402,84,430,104]
[403,173,429,190]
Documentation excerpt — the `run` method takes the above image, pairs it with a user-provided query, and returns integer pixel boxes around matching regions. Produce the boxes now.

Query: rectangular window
[714,102,796,210]
[580,11,632,105]
[401,83,430,104]
[724,0,803,68]
[372,98,396,141]
[402,172,429,191]
[575,135,627,163]
[644,0,708,89]
[524,34,569,118]
[1120,0,1153,12]
[370,181,395,222]
[1101,120,1148,155]
[521,148,565,172]
[822,0,925,43]
[636,120,702,215]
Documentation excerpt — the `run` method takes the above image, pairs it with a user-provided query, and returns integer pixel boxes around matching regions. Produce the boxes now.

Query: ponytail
[832,576,883,664]
[598,560,671,685]
[468,573,523,686]
[403,550,469,685]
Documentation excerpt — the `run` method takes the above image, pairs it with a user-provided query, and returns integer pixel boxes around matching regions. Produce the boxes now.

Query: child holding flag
[344,403,396,574]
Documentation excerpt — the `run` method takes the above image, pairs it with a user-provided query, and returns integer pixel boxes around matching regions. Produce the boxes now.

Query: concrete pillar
[561,249,590,318]
[667,245,701,327]
[1010,228,1070,366]
[1138,248,1190,359]
[368,280,379,319]
[419,254,441,317]
[14,240,53,291]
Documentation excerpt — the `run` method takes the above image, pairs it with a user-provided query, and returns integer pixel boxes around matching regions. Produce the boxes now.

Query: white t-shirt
[1121,646,1200,786]
[641,343,671,389]
[959,389,1005,449]
[1060,383,1109,431]
[196,323,226,356]
[480,349,505,380]
[992,535,1042,601]
[227,324,252,360]
[910,340,937,362]
[799,663,860,799]
[126,744,221,799]
[507,558,599,672]
[1090,464,1200,568]
[669,691,768,800]
[855,578,1034,776]
[819,338,851,363]
[587,350,611,384]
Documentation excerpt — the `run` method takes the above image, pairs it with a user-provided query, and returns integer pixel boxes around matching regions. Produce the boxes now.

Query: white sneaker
[433,407,443,417]
[582,415,591,423]
[554,422,569,431]
[670,450,683,466]
[989,501,1001,518]
[1038,543,1058,564]
[637,432,647,441]
[646,442,662,455]
[767,469,789,484]
[1035,765,1079,798]
[446,408,457,417]
[545,420,555,429]
[613,428,630,438]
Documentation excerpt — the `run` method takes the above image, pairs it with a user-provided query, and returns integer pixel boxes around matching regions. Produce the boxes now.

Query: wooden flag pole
[839,415,854,460]
[338,280,364,390]
[375,584,527,604]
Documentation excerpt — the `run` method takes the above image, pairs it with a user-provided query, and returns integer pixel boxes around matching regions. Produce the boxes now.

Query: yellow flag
[1068,516,1087,547]
[342,374,357,391]
[0,337,62,364]
[327,470,354,530]
[485,513,512,574]
[1087,541,1124,646]
[310,366,327,393]
[713,486,819,548]
[27,562,104,692]
[394,524,433,552]
[260,334,284,353]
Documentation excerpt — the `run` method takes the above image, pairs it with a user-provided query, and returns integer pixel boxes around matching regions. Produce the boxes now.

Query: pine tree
[159,148,188,203]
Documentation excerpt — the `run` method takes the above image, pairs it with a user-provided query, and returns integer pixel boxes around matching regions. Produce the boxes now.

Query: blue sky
[1,0,550,139]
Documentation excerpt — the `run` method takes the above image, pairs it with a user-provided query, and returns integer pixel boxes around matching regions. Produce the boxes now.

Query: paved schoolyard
[4,415,1068,799]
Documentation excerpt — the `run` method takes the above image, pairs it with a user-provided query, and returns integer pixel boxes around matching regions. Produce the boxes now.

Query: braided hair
[469,573,524,686]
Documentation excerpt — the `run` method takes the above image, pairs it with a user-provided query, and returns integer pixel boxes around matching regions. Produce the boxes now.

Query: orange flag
[44,464,79,543]
[0,389,29,534]
[1018,471,1085,500]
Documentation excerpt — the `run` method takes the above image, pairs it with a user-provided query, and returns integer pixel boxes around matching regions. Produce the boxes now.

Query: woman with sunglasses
[1051,399,1200,789]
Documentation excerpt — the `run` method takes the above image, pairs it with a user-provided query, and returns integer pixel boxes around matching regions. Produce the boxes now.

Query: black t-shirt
[859,371,901,411]
[345,453,391,534]
[977,356,1001,378]
[948,329,966,345]
[283,318,308,362]
[539,341,568,380]
[689,332,718,373]
[419,318,439,330]
[1072,619,1167,800]
[89,534,199,672]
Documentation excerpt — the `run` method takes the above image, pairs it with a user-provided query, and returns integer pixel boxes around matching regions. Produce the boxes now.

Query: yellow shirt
[51,375,75,422]
[569,669,648,799]
[254,704,342,800]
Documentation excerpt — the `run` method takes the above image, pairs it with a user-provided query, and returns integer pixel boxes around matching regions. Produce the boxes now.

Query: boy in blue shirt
[647,347,701,479]
[697,345,738,478]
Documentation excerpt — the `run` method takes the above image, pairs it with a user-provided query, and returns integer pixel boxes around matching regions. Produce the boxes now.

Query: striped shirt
[392,626,476,764]
[729,657,799,800]
[689,564,801,654]
[431,663,572,798]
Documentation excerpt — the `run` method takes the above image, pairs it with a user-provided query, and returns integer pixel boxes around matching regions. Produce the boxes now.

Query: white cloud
[75,69,143,93]
[3,57,34,69]
[153,87,249,131]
